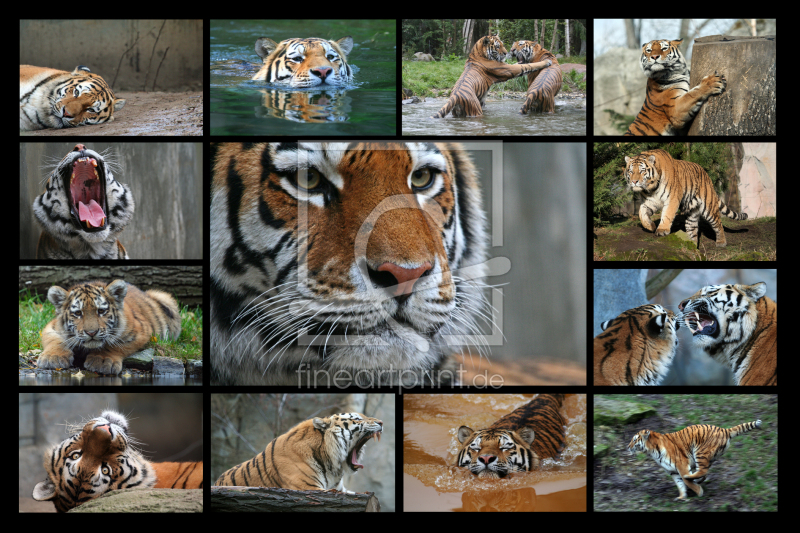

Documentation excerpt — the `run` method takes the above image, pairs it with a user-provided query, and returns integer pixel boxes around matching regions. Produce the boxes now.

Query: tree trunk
[19,265,203,306]
[688,34,776,136]
[210,487,380,512]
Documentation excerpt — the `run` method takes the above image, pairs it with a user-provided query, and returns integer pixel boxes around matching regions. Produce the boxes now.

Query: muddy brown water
[403,394,586,512]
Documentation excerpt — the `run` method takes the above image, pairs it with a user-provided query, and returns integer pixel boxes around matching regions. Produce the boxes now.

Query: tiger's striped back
[624,149,746,247]
[628,420,761,499]
[594,304,680,386]
[432,35,552,118]
[624,39,726,136]
[508,40,562,114]
[20,65,125,130]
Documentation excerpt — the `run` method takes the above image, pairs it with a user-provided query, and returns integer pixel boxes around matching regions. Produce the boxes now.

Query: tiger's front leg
[671,71,727,130]
[670,473,689,500]
[655,197,681,237]
[36,321,75,370]
[638,202,658,232]
[84,352,125,375]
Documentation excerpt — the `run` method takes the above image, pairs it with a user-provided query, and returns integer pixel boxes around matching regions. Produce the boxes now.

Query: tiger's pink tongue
[78,199,106,228]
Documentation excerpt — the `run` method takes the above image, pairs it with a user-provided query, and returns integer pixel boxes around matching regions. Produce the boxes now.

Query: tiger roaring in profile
[210,142,489,386]
[624,149,747,247]
[594,304,680,386]
[251,36,354,87]
[20,65,125,130]
[33,144,135,259]
[36,280,182,375]
[33,410,203,512]
[628,420,761,500]
[679,282,776,386]
[456,394,566,478]
[624,39,726,136]
[214,412,383,494]
[508,40,562,114]
[432,35,551,118]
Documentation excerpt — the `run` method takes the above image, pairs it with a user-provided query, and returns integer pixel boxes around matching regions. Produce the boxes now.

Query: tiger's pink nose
[311,66,332,80]
[376,261,432,298]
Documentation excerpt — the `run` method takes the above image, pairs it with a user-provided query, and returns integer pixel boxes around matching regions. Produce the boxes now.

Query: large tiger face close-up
[214,412,383,494]
[679,282,776,385]
[594,304,680,386]
[19,65,125,130]
[210,143,488,386]
[37,280,182,375]
[251,36,354,88]
[32,410,203,512]
[456,395,566,479]
[33,144,135,259]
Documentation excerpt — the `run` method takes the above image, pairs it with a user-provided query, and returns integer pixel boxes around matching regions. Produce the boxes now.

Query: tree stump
[210,486,381,512]
[688,34,776,136]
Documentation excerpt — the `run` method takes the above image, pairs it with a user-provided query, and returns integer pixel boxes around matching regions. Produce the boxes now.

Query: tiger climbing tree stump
[687,34,776,136]
[210,486,381,512]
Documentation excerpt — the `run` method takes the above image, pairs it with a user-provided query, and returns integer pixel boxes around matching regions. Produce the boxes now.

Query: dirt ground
[20,91,203,136]
[594,214,776,261]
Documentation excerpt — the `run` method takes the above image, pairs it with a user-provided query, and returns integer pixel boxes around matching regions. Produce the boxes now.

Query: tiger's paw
[701,71,726,95]
[655,227,672,237]
[84,354,123,375]
[36,352,74,370]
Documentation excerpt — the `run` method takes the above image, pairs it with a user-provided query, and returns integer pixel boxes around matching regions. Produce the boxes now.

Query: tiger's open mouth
[346,429,382,472]
[684,310,717,336]
[63,154,108,232]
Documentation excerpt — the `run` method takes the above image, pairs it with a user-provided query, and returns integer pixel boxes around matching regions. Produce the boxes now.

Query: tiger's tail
[719,200,748,221]
[729,419,761,437]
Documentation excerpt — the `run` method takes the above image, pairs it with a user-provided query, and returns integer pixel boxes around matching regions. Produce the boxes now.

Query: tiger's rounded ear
[32,479,56,501]
[313,417,331,431]
[457,426,475,444]
[601,318,615,331]
[517,427,536,446]
[47,286,69,310]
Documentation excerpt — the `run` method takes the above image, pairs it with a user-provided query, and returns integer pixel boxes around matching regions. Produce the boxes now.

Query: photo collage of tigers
[18,18,777,514]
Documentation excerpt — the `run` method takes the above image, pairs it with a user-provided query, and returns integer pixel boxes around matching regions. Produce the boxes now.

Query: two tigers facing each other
[20,65,125,131]
[210,143,488,386]
[456,394,566,478]
[508,41,562,114]
[624,149,747,247]
[33,410,202,512]
[628,420,761,500]
[432,35,551,118]
[36,280,181,375]
[33,144,134,259]
[594,282,776,386]
[251,36,354,88]
[214,413,383,494]
[624,39,726,136]
[594,304,680,386]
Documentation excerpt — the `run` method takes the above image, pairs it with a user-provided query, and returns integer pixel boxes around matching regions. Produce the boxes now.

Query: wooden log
[688,34,776,136]
[210,486,381,512]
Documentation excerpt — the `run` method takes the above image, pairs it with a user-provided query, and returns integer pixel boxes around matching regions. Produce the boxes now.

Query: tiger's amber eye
[297,168,321,190]
[411,168,434,189]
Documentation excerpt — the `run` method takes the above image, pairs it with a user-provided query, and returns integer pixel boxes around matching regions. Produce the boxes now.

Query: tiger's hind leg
[670,473,690,500]
[684,211,701,247]
[681,458,710,497]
